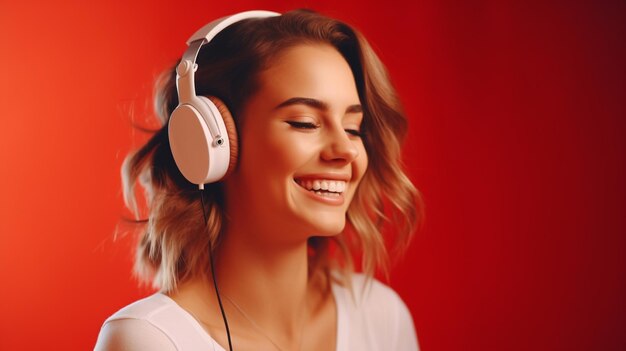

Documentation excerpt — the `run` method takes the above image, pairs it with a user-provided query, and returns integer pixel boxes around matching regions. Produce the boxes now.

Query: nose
[320,127,359,163]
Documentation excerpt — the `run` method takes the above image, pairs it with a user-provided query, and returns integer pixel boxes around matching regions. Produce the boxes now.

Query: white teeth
[313,180,321,190]
[296,179,347,193]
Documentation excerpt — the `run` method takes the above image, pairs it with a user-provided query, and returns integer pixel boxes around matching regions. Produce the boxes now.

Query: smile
[294,179,347,198]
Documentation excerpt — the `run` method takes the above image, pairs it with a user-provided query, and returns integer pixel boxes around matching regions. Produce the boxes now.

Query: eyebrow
[274,97,363,114]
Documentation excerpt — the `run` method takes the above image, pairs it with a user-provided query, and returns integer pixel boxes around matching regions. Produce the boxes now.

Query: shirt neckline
[156,282,346,351]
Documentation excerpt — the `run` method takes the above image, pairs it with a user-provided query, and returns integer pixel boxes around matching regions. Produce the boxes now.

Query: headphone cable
[200,189,234,351]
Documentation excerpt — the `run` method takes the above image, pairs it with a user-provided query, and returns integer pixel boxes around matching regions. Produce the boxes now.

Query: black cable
[200,189,233,351]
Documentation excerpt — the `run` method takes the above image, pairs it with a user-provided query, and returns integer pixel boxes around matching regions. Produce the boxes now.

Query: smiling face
[223,44,368,243]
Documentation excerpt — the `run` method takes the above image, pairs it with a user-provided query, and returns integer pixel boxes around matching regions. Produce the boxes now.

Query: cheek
[264,131,315,172]
[354,144,369,182]
[245,131,313,187]
[344,145,369,204]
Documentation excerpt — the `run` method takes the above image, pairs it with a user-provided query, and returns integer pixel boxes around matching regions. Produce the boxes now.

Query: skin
[168,43,368,351]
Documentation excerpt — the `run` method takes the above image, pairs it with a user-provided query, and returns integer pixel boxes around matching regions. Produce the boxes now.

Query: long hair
[122,9,423,292]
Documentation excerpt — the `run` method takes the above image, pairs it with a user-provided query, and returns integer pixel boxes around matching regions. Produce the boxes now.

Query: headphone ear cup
[206,96,238,178]
[168,96,236,185]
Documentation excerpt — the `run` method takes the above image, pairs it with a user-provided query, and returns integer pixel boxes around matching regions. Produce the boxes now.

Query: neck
[167,215,336,350]
[215,220,310,335]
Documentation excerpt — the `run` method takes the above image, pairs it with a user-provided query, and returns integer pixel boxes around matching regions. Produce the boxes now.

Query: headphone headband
[177,10,279,104]
[186,10,280,45]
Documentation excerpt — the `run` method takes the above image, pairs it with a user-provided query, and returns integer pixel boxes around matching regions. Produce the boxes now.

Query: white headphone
[168,10,280,189]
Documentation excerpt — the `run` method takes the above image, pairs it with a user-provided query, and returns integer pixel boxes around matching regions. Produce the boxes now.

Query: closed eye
[286,121,319,129]
[345,129,362,137]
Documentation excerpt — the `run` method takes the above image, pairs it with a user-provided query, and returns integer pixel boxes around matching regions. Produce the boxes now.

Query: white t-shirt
[94,274,419,351]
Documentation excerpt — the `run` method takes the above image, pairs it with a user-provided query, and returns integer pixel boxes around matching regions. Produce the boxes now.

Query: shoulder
[94,318,177,351]
[333,273,420,351]
[334,273,408,317]
[351,273,403,306]
[103,293,174,322]
[94,294,180,351]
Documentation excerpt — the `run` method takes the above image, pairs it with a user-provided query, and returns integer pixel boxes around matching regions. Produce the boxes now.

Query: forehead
[255,44,360,106]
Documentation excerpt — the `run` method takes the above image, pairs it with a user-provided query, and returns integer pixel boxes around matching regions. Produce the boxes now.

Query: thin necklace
[223,295,307,351]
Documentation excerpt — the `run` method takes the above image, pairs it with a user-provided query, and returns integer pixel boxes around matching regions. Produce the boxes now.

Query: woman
[95,9,422,351]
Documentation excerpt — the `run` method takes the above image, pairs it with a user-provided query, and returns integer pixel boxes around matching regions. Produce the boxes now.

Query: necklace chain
[223,295,306,351]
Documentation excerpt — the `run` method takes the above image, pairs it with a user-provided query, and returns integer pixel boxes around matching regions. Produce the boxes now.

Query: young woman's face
[225,44,368,242]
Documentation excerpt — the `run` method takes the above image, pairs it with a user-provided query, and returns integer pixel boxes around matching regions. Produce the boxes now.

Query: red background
[0,0,624,350]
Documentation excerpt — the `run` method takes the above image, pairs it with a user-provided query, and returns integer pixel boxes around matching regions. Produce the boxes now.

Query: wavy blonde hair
[122,9,423,292]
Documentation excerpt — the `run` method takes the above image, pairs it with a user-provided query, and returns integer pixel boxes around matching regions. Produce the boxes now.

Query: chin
[307,215,346,237]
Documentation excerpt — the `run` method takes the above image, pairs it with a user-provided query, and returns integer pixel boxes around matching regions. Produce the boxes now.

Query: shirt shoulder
[333,273,420,351]
[94,294,222,351]
[94,317,177,351]
[103,293,174,322]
